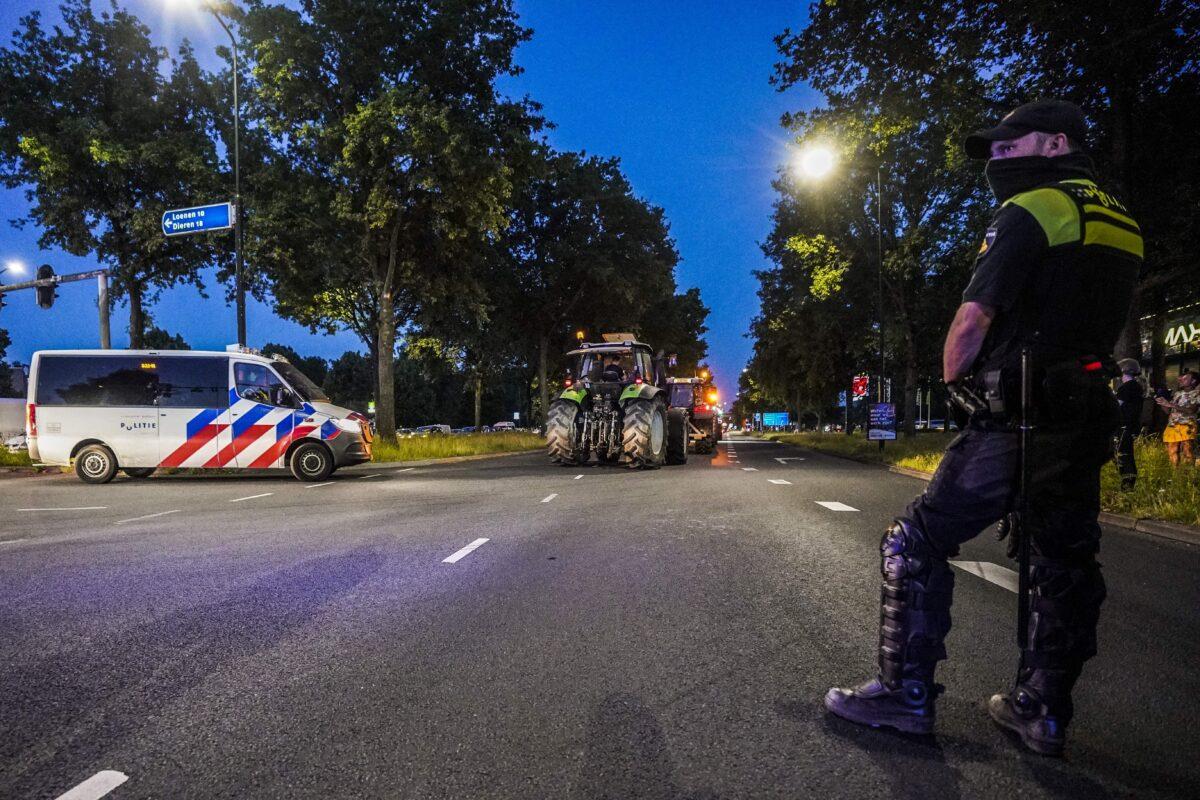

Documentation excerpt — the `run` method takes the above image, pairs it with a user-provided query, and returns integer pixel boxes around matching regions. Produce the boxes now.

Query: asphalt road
[2,434,1197,799]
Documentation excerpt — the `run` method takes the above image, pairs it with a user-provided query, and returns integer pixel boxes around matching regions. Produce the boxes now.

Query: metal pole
[212,11,245,346]
[876,165,886,450]
[97,272,110,349]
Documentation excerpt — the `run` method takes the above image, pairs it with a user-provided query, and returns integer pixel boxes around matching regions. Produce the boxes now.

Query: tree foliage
[0,0,224,347]
[755,0,1199,431]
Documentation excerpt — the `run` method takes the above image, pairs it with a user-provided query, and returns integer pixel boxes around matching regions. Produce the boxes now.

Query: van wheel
[290,442,334,482]
[75,444,118,484]
[123,467,156,479]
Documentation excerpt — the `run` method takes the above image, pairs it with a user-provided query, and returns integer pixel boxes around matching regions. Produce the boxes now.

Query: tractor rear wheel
[547,400,585,465]
[622,397,667,469]
[666,408,688,465]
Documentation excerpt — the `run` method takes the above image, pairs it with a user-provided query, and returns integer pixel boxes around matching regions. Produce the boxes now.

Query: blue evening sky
[0,0,818,403]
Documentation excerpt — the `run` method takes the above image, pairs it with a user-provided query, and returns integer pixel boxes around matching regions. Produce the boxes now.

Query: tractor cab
[566,334,658,396]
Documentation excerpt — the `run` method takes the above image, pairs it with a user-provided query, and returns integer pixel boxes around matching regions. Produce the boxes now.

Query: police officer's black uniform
[824,101,1143,756]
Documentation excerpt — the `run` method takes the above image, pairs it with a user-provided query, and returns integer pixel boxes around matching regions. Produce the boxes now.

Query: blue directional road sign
[161,202,233,237]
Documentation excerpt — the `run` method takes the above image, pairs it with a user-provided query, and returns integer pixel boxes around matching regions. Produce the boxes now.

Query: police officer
[824,100,1143,756]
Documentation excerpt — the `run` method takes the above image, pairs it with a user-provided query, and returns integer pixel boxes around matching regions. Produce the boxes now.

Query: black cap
[964,100,1088,159]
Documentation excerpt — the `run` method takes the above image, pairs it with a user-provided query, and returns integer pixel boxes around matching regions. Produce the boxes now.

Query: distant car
[458,426,476,434]
[492,421,515,431]
[414,424,451,436]
[5,432,27,453]
[479,425,493,433]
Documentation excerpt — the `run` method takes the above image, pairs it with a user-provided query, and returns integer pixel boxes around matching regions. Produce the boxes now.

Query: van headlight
[333,418,362,434]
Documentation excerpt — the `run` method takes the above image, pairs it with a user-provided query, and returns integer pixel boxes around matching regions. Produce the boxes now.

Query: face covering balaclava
[984,152,1096,203]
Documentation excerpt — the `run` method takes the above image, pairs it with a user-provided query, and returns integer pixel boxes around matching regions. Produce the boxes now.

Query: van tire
[123,467,156,479]
[75,444,118,484]
[290,442,334,482]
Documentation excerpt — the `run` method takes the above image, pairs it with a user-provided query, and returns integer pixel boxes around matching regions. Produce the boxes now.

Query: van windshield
[273,362,330,403]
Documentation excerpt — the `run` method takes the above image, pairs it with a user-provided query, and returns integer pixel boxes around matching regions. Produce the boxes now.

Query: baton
[1015,347,1034,677]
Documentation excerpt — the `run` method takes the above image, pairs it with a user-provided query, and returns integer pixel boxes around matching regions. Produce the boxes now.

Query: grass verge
[0,449,33,468]
[761,431,1200,527]
[371,431,544,462]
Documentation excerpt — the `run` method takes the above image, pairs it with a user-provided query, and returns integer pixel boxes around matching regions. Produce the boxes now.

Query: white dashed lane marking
[357,473,384,480]
[541,493,558,503]
[116,509,180,525]
[815,501,858,511]
[0,538,28,545]
[774,457,806,464]
[54,770,129,800]
[19,507,107,512]
[229,493,273,503]
[768,479,791,485]
[443,538,489,564]
[305,482,335,489]
[396,467,415,473]
[742,467,758,471]
[574,474,584,480]
[950,560,1019,593]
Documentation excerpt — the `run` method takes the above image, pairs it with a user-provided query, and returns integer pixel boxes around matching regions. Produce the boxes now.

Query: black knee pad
[878,521,955,686]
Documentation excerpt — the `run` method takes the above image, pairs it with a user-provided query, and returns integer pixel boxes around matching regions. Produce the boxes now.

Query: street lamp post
[207,5,246,346]
[874,165,886,451]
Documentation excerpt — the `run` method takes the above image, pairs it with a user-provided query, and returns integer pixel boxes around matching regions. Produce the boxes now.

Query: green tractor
[546,334,688,468]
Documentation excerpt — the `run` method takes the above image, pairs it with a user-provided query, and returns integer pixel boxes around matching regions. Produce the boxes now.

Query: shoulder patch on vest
[1005,187,1080,247]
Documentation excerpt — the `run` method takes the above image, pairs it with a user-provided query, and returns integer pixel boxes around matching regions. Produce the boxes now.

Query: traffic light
[35,264,56,309]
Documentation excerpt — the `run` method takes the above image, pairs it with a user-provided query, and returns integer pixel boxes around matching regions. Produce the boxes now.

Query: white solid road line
[718,439,779,445]
[116,510,180,525]
[443,537,490,564]
[0,538,28,545]
[358,473,384,479]
[229,493,273,503]
[767,479,791,485]
[950,560,1019,593]
[541,493,558,503]
[54,770,129,800]
[19,507,107,512]
[574,474,584,480]
[815,501,859,512]
[305,482,335,489]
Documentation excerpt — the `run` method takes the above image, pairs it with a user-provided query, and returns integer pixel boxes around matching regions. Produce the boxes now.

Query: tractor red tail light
[26,402,36,436]
[635,375,643,385]
[695,403,709,413]
[564,376,574,388]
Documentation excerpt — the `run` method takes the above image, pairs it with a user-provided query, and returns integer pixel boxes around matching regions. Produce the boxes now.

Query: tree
[324,350,374,410]
[142,326,190,351]
[0,0,224,347]
[242,0,540,439]
[770,0,1200,430]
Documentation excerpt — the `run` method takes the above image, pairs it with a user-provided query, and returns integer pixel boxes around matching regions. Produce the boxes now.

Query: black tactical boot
[825,676,939,734]
[825,521,954,735]
[988,667,1078,757]
[988,687,1067,756]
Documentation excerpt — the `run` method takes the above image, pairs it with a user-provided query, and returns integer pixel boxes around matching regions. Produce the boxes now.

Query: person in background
[1157,370,1199,467]
[1114,358,1144,490]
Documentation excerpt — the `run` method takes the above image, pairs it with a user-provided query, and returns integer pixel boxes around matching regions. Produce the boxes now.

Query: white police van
[26,347,373,483]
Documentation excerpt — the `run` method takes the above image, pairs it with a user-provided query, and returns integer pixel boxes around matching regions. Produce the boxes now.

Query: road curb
[780,442,1200,547]
[356,449,541,469]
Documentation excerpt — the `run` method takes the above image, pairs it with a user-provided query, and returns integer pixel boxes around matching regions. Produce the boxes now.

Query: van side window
[234,362,292,407]
[36,355,157,406]
[157,358,229,408]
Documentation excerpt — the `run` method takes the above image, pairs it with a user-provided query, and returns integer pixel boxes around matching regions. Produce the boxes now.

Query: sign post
[161,202,234,237]
[868,402,897,444]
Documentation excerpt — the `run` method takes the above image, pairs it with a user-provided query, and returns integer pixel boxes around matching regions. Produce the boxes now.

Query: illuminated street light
[795,145,836,179]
